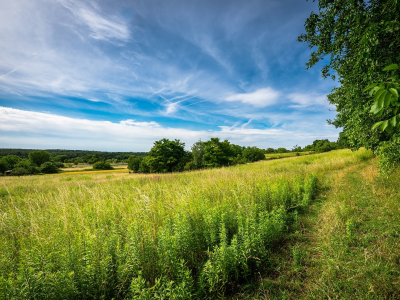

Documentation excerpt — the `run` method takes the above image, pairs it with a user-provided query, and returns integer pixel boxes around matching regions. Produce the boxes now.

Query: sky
[0,0,340,151]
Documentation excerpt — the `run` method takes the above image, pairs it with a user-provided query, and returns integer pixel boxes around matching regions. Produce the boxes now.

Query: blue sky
[0,0,340,151]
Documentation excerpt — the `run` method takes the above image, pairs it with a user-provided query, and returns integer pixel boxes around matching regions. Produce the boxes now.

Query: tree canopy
[299,0,400,153]
[29,150,51,166]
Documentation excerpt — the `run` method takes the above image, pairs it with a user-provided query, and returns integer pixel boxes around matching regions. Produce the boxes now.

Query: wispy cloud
[225,88,280,107]
[57,0,130,42]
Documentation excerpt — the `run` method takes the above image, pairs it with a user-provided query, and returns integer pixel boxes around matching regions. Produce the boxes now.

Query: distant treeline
[0,149,148,162]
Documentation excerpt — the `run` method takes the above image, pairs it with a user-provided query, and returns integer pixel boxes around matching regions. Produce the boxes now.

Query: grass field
[0,149,399,299]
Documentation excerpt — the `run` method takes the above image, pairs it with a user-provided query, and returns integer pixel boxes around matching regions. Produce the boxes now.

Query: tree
[40,162,59,174]
[29,151,51,167]
[14,159,40,174]
[54,155,68,163]
[128,156,142,172]
[148,139,191,173]
[0,159,8,174]
[299,0,400,153]
[265,148,276,154]
[93,161,113,170]
[277,148,288,153]
[242,147,265,162]
[1,155,21,170]
[191,140,205,167]
[202,138,233,167]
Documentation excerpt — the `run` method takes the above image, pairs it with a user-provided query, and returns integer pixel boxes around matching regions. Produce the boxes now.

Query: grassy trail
[252,158,400,299]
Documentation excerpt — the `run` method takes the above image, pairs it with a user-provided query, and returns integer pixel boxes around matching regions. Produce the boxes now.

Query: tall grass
[0,149,372,299]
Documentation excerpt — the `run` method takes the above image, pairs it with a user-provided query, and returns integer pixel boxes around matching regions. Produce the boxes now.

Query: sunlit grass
[0,149,375,299]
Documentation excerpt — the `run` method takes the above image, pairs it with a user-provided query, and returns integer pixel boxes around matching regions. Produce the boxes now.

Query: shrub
[375,134,400,176]
[40,162,60,174]
[139,156,151,173]
[92,161,113,170]
[10,167,29,176]
[128,156,142,172]
[242,146,265,162]
[14,159,40,174]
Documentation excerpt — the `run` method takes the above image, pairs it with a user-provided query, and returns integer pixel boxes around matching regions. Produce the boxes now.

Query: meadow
[1,149,399,299]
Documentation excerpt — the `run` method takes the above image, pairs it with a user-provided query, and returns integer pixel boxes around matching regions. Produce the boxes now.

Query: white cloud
[0,107,340,151]
[225,87,280,107]
[288,93,332,108]
[57,0,130,42]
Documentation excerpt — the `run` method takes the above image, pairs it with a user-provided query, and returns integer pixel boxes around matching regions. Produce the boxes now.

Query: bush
[128,156,142,172]
[10,167,29,176]
[40,162,60,174]
[92,161,113,170]
[139,156,151,173]
[14,159,40,175]
[376,134,400,176]
[242,146,265,162]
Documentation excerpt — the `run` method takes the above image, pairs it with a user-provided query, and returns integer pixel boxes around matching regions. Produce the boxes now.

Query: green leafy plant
[364,64,400,133]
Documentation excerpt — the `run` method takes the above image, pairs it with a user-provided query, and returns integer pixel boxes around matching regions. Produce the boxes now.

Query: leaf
[363,83,378,92]
[384,92,392,107]
[374,89,386,101]
[389,88,399,98]
[372,121,383,130]
[385,123,392,133]
[378,91,387,108]
[370,104,378,113]
[390,115,397,127]
[383,64,399,71]
[380,120,389,131]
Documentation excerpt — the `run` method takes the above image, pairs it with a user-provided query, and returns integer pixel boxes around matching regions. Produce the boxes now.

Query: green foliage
[299,0,400,152]
[265,148,276,154]
[364,64,400,133]
[93,161,113,170]
[277,148,289,153]
[53,155,69,162]
[139,156,151,173]
[1,155,21,170]
[191,140,205,167]
[128,156,142,172]
[375,133,400,175]
[40,161,59,174]
[148,139,191,173]
[14,159,41,174]
[242,146,265,162]
[29,150,51,166]
[0,159,7,174]
[203,138,233,167]
[10,167,29,176]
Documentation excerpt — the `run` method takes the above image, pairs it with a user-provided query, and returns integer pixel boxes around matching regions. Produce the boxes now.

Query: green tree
[0,159,8,174]
[40,162,59,174]
[277,148,288,153]
[139,156,151,173]
[14,159,40,174]
[299,0,400,153]
[191,140,205,166]
[1,155,21,170]
[265,148,276,154]
[242,147,265,162]
[148,139,191,173]
[128,156,142,172]
[29,150,51,167]
[203,138,233,167]
[54,155,68,163]
[93,161,113,170]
